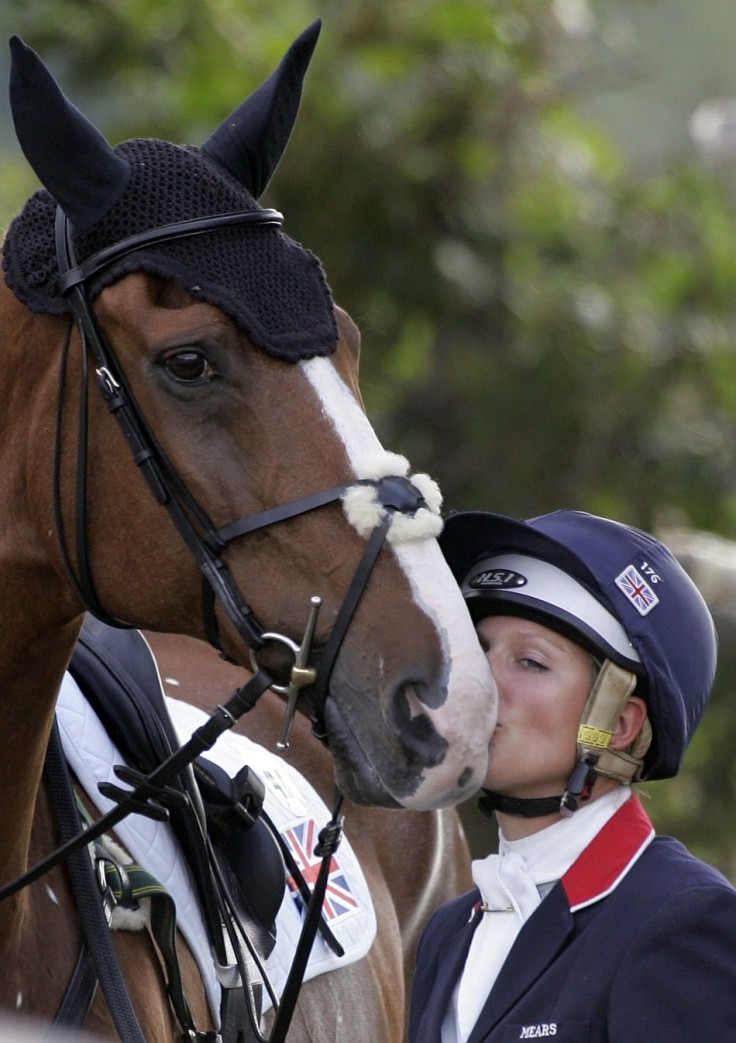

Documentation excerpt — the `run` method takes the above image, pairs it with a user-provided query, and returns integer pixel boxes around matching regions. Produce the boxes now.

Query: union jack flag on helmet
[615,565,659,616]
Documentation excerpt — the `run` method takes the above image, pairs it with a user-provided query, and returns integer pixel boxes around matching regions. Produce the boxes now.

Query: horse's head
[3,24,496,810]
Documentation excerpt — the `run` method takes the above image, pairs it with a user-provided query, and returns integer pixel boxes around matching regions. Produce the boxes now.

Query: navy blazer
[410,797,736,1042]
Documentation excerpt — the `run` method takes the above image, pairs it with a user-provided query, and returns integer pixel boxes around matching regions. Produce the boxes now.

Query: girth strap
[99,850,216,1041]
[43,720,148,1043]
[50,941,98,1034]
[47,738,218,1041]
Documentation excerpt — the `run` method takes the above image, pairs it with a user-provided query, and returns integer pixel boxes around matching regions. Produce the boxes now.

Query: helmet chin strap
[478,791,563,819]
[478,660,642,821]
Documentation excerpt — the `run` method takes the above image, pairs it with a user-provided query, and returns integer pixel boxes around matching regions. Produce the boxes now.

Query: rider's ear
[610,696,648,752]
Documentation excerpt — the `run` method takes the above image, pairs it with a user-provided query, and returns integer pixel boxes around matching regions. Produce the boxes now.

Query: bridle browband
[52,204,429,738]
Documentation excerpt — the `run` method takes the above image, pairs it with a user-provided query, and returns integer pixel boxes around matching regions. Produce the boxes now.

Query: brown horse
[146,630,474,1042]
[0,24,494,1041]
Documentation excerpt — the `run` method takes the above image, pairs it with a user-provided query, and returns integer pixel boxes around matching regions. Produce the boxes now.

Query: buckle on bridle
[249,595,322,750]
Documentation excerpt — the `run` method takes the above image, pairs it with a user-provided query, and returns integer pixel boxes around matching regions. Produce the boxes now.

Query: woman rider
[410,509,736,1042]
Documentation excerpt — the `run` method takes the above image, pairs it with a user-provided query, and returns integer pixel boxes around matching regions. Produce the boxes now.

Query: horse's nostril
[392,681,447,768]
[404,683,427,719]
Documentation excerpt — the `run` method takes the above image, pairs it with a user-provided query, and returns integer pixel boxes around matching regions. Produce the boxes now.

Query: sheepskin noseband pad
[2,138,338,361]
[342,452,444,544]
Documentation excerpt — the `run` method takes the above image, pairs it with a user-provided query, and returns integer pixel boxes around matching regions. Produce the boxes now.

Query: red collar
[562,795,655,911]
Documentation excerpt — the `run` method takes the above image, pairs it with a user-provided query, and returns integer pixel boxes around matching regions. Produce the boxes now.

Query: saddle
[57,617,293,1040]
[52,617,375,1040]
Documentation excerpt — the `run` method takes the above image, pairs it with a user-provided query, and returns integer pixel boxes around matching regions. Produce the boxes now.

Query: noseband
[53,206,433,739]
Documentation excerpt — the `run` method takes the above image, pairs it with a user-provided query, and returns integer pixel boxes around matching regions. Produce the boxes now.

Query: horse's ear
[201,20,321,199]
[8,35,131,234]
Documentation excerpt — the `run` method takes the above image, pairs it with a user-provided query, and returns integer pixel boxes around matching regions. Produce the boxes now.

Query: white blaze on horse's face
[301,357,497,810]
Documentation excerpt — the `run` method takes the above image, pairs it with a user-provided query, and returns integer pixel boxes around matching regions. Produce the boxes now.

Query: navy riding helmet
[440,510,717,781]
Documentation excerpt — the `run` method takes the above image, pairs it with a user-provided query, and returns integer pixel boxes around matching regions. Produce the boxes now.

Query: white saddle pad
[56,673,376,1027]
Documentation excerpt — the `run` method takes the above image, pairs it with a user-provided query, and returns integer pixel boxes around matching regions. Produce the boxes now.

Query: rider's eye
[162,350,215,384]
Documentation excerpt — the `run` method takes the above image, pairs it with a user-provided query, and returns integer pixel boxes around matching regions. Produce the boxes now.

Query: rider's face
[478,614,597,800]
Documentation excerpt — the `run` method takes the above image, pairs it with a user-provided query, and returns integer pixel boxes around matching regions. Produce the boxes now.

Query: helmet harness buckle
[559,660,639,816]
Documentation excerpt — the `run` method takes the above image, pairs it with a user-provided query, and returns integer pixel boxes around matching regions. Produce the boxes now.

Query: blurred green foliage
[3,0,736,870]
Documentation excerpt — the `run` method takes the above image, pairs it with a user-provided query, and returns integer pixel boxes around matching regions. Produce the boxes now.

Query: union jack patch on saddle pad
[284,819,359,923]
[614,564,659,616]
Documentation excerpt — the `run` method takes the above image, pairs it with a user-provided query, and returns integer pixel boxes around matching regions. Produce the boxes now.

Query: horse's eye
[163,350,214,384]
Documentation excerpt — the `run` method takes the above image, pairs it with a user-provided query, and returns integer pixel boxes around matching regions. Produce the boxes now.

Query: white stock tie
[454,851,542,1041]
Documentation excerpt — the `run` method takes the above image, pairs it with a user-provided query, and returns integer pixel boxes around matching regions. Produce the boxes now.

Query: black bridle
[52,204,430,737]
[0,205,435,1040]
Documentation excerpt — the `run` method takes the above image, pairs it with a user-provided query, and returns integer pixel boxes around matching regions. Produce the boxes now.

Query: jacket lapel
[466,888,574,1042]
[418,895,483,1042]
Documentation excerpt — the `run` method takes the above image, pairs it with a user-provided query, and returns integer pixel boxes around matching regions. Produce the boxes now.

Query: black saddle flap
[195,756,286,933]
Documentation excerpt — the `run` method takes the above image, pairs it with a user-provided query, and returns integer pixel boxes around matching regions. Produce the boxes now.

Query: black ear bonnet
[2,23,337,362]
